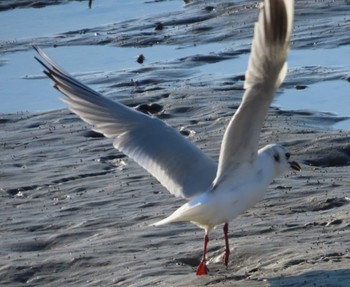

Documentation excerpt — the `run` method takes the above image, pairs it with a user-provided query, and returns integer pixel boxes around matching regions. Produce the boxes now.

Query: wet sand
[1,1,350,286]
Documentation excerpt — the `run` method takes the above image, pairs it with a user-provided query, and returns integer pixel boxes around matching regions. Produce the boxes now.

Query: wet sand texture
[1,0,350,286]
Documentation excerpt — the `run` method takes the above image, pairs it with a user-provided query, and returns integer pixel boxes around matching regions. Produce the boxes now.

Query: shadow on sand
[268,269,350,287]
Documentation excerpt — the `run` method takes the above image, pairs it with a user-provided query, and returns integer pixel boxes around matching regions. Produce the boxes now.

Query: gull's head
[261,144,301,177]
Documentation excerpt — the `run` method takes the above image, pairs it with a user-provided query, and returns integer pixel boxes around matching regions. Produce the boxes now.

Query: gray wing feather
[214,0,294,185]
[34,46,217,199]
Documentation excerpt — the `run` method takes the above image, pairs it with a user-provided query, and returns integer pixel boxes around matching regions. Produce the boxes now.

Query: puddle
[275,47,350,129]
[0,0,183,41]
[276,80,350,117]
[289,45,350,68]
[0,49,65,112]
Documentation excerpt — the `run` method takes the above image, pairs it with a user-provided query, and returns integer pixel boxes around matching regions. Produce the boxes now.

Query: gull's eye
[274,153,280,162]
[285,152,290,160]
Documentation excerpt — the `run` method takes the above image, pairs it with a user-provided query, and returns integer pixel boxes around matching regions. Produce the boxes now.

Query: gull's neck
[257,147,278,183]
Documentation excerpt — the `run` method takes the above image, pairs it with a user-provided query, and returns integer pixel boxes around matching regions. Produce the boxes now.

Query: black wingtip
[32,45,44,57]
[34,55,50,73]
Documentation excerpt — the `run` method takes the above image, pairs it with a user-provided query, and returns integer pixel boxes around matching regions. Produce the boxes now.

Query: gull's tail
[152,202,196,227]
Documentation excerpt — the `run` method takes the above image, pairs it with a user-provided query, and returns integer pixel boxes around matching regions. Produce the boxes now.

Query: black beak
[289,161,301,171]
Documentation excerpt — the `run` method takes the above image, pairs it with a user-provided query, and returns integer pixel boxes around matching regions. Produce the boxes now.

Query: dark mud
[1,1,350,286]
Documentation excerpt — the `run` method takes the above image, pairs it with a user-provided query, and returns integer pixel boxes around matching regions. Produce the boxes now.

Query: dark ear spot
[285,152,290,160]
[274,153,280,162]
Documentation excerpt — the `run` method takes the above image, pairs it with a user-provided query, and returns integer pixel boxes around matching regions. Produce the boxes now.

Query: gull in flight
[34,0,299,276]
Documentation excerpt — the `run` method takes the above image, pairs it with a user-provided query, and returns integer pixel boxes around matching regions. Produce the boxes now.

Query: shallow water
[276,46,350,129]
[0,0,182,40]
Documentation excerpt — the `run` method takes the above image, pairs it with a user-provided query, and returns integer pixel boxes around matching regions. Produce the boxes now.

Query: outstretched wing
[34,46,217,199]
[214,0,294,186]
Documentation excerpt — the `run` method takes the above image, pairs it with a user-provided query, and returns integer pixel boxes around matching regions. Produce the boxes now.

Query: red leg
[196,233,209,275]
[223,222,230,266]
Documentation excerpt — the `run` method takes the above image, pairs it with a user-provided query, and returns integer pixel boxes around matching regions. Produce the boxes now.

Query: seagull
[34,0,299,276]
